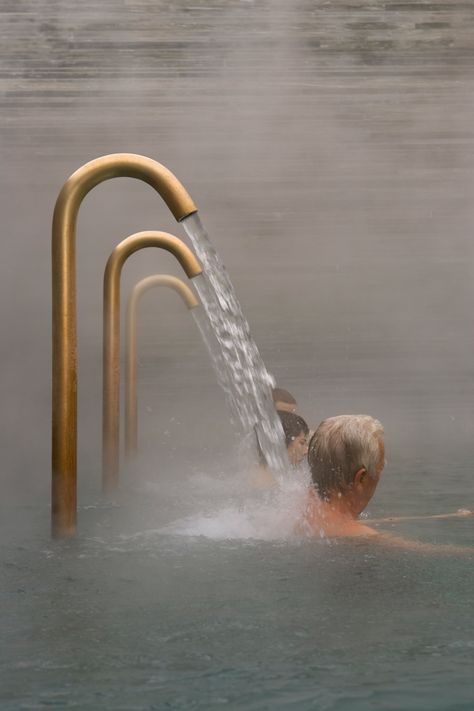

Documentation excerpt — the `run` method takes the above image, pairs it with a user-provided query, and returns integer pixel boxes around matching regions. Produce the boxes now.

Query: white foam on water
[159,472,310,541]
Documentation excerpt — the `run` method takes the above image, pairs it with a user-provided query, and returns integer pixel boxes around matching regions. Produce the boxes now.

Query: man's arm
[371,529,474,554]
[369,509,473,525]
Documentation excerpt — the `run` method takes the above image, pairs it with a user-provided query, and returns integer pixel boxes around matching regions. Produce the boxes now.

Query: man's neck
[312,488,358,520]
[304,489,373,538]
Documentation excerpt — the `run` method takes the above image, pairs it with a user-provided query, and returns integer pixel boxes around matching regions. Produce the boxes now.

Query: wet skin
[301,437,385,538]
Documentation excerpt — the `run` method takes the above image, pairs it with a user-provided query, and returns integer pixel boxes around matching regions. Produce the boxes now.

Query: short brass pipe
[52,153,197,538]
[125,275,199,458]
[103,232,202,495]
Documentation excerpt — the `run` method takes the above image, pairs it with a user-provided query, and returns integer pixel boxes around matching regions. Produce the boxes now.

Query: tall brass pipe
[103,232,202,495]
[52,153,197,538]
[125,275,199,458]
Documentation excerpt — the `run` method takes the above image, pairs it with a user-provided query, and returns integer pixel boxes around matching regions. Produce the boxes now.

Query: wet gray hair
[308,415,384,499]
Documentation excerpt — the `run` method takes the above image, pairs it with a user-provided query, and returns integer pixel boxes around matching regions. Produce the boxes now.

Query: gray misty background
[1,0,473,512]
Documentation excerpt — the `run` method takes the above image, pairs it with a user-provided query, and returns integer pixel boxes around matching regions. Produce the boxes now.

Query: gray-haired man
[300,415,472,551]
[301,415,385,538]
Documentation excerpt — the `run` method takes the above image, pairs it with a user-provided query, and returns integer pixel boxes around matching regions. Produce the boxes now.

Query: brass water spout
[103,232,202,496]
[52,153,197,538]
[125,275,199,458]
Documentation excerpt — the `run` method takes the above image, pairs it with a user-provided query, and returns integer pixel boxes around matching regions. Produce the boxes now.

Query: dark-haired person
[272,388,297,413]
[278,410,309,467]
[253,411,310,489]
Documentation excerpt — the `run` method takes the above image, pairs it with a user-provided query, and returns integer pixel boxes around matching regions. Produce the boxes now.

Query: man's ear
[354,467,367,488]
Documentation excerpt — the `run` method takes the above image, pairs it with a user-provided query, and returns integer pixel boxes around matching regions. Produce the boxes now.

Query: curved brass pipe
[103,232,202,495]
[52,153,197,538]
[125,275,199,458]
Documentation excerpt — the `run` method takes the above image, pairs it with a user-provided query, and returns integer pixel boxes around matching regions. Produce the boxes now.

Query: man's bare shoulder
[297,511,473,552]
[297,509,378,539]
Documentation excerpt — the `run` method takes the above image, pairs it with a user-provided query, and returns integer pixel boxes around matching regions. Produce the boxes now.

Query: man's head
[308,415,385,514]
[272,388,297,413]
[277,411,309,466]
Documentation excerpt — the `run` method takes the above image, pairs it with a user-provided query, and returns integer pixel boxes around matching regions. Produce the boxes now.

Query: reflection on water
[1,0,474,708]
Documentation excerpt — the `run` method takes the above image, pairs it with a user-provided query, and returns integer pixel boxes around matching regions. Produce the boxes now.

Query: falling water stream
[183,213,290,474]
[190,304,242,430]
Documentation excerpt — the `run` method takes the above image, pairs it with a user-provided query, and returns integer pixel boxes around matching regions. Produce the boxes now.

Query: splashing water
[183,213,289,474]
[159,471,310,541]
